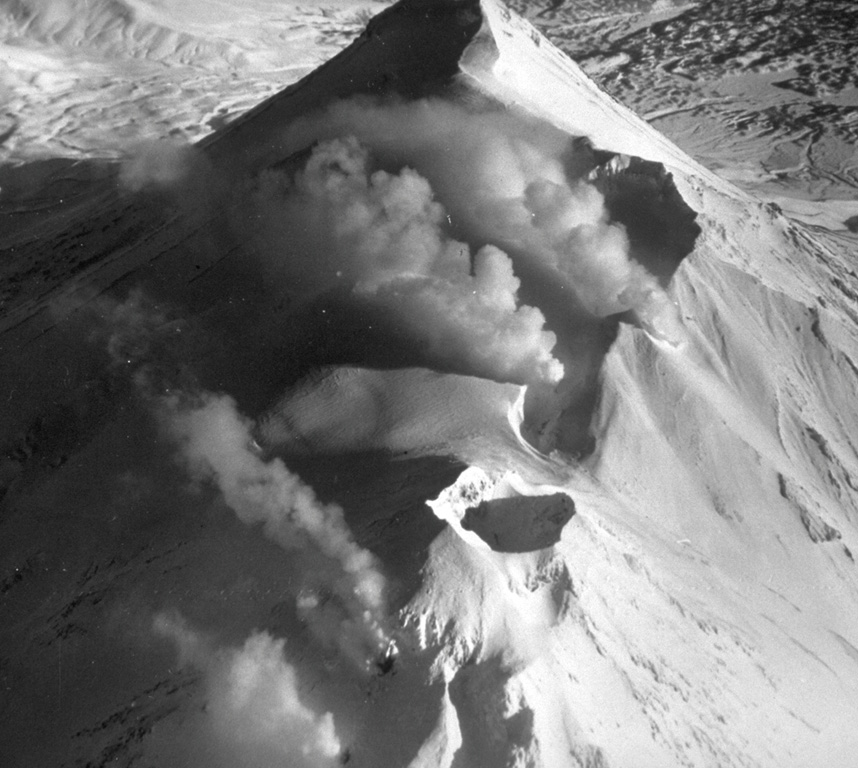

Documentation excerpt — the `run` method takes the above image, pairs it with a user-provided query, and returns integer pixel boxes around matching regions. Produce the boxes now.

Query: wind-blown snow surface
[0,0,386,159]
[2,1,858,767]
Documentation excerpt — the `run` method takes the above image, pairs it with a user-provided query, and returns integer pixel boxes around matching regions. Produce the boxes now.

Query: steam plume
[158,390,389,666]
[249,135,564,385]
[81,290,390,666]
[271,96,675,329]
[119,138,200,193]
[154,612,342,768]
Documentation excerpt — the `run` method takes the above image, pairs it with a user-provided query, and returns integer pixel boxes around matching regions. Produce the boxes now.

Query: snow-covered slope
[380,5,858,764]
[2,1,858,767]
[0,0,385,159]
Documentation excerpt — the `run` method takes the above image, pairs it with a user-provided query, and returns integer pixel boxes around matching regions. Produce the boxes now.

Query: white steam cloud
[158,390,389,667]
[78,290,388,759]
[250,136,563,385]
[80,290,390,667]
[268,96,676,330]
[119,137,218,225]
[119,138,199,193]
[154,612,342,768]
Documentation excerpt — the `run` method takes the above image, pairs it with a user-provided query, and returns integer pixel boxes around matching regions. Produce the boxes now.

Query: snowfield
[2,1,858,767]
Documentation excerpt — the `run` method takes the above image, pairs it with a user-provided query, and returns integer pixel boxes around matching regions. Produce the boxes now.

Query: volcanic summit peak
[203,0,744,205]
[5,2,858,767]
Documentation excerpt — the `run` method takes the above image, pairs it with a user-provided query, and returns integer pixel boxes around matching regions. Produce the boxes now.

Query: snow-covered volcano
[2,1,858,766]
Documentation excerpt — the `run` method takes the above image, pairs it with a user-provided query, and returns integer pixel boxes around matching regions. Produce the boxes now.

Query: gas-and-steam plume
[88,291,391,669]
[263,96,679,339]
[248,134,564,385]
[157,388,390,667]
[154,612,343,768]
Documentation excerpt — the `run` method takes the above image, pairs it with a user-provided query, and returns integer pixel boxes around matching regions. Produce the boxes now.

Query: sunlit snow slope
[0,0,386,159]
[2,1,858,767]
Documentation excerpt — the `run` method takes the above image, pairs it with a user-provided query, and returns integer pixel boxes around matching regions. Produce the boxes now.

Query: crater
[461,492,576,553]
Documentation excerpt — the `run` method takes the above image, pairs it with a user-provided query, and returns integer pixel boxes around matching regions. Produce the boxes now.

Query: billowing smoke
[119,137,218,224]
[119,138,200,193]
[157,389,389,667]
[154,612,343,768]
[264,96,675,332]
[250,135,563,384]
[79,289,390,668]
